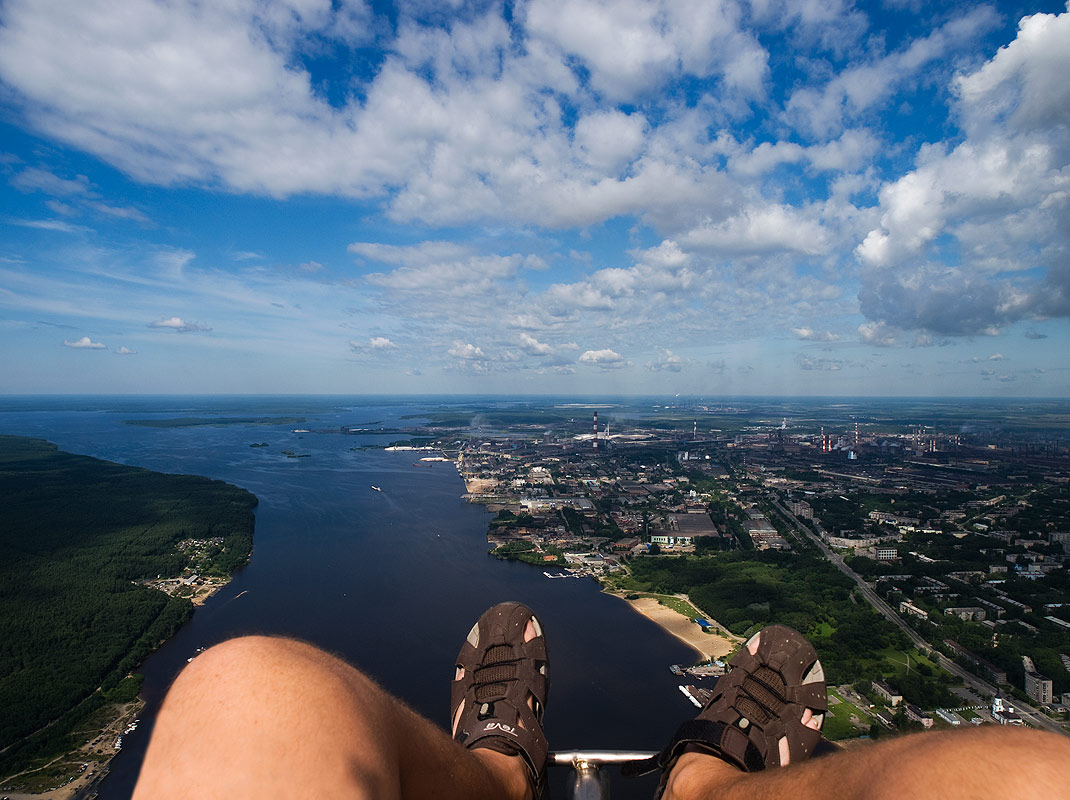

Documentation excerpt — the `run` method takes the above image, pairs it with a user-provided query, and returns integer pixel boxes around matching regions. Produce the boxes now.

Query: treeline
[0,435,256,776]
[622,550,910,684]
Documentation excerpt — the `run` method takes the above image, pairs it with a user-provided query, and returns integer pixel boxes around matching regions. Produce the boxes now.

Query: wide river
[0,396,705,799]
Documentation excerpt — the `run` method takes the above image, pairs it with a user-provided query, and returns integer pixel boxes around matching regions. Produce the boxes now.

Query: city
[398,400,1070,740]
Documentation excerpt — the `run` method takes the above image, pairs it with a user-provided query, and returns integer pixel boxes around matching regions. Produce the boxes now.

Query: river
[0,396,704,799]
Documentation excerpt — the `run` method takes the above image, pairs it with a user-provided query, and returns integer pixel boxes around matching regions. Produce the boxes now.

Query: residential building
[1024,671,1053,705]
[944,607,986,622]
[873,681,902,707]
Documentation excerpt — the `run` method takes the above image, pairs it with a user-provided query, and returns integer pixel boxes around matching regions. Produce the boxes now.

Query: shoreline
[1,577,231,800]
[606,590,742,663]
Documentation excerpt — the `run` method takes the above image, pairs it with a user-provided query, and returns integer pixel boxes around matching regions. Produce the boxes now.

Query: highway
[769,495,1066,736]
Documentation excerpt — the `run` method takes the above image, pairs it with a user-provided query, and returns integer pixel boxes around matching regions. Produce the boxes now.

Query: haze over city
[1,0,1068,396]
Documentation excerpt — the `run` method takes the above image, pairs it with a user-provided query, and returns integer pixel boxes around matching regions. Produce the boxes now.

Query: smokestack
[693,420,697,439]
[593,411,598,450]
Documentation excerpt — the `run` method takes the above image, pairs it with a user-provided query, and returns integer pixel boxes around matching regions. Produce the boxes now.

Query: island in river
[0,435,256,798]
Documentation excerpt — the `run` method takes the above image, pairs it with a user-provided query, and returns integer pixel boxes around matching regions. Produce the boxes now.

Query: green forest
[618,550,919,686]
[0,435,256,778]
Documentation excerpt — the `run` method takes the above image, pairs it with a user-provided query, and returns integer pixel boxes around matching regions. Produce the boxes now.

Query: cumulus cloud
[523,0,768,101]
[148,316,211,332]
[350,336,398,353]
[519,333,553,356]
[64,336,105,349]
[683,205,829,257]
[855,7,1070,336]
[579,348,626,368]
[448,341,485,360]
[792,327,838,342]
[858,321,896,347]
[114,345,136,354]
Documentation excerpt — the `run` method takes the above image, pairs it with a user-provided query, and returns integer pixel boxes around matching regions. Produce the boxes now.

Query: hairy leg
[133,636,530,800]
[663,726,1069,800]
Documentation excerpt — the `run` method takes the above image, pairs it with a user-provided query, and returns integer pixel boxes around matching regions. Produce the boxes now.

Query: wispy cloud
[9,218,90,233]
[148,316,211,333]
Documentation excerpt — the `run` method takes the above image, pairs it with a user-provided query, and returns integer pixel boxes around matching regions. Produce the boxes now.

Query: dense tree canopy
[0,435,256,774]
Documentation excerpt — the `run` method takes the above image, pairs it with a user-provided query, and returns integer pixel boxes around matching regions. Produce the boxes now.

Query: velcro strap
[622,719,728,777]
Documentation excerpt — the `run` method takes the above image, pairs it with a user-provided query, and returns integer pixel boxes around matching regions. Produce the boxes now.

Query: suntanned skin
[135,634,1070,800]
[662,729,1070,800]
[133,636,530,800]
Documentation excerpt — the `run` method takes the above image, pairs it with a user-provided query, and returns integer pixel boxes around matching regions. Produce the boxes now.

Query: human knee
[168,635,358,705]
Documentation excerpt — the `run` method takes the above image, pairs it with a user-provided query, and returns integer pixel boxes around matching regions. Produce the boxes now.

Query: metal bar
[549,750,658,766]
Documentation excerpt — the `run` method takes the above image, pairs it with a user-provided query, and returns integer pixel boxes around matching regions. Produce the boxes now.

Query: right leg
[663,725,1070,800]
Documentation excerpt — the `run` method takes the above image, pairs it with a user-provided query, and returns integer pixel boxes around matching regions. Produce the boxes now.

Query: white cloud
[579,348,625,367]
[88,201,151,224]
[519,333,553,356]
[858,321,895,347]
[573,110,647,173]
[523,0,767,101]
[11,166,90,195]
[683,205,829,257]
[783,6,999,137]
[448,341,485,360]
[369,336,397,349]
[792,327,838,342]
[11,218,90,233]
[646,349,685,372]
[114,345,136,354]
[64,336,105,349]
[856,6,1070,336]
[729,129,879,177]
[148,316,211,332]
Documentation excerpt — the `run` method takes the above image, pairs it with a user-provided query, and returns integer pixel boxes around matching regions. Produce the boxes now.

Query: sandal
[451,602,550,797]
[626,624,826,783]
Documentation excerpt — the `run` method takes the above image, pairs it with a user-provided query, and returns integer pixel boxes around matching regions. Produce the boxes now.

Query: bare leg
[663,726,1070,800]
[133,636,530,800]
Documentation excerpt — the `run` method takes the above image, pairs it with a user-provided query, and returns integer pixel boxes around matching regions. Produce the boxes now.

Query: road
[769,496,1066,736]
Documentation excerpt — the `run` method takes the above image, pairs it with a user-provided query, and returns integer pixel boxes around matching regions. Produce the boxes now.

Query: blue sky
[1,0,1068,396]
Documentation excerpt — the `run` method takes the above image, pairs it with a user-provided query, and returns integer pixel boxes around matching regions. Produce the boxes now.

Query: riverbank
[0,435,256,800]
[608,592,741,663]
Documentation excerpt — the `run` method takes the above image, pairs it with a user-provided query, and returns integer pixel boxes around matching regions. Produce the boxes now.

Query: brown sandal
[451,602,550,797]
[627,624,826,782]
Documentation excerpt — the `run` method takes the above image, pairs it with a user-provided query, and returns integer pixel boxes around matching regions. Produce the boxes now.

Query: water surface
[0,397,702,799]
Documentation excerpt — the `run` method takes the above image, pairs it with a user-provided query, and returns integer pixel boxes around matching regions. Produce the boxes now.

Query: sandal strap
[452,602,549,797]
[626,624,826,785]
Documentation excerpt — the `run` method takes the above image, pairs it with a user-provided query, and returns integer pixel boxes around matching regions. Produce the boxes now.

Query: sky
[1,0,1068,397]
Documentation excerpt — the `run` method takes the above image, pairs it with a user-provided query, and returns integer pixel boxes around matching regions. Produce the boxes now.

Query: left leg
[133,635,531,800]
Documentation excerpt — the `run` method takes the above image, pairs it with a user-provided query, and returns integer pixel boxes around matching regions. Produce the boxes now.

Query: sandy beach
[616,594,741,663]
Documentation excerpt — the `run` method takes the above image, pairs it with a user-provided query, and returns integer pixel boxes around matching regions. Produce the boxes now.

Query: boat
[370,485,382,492]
